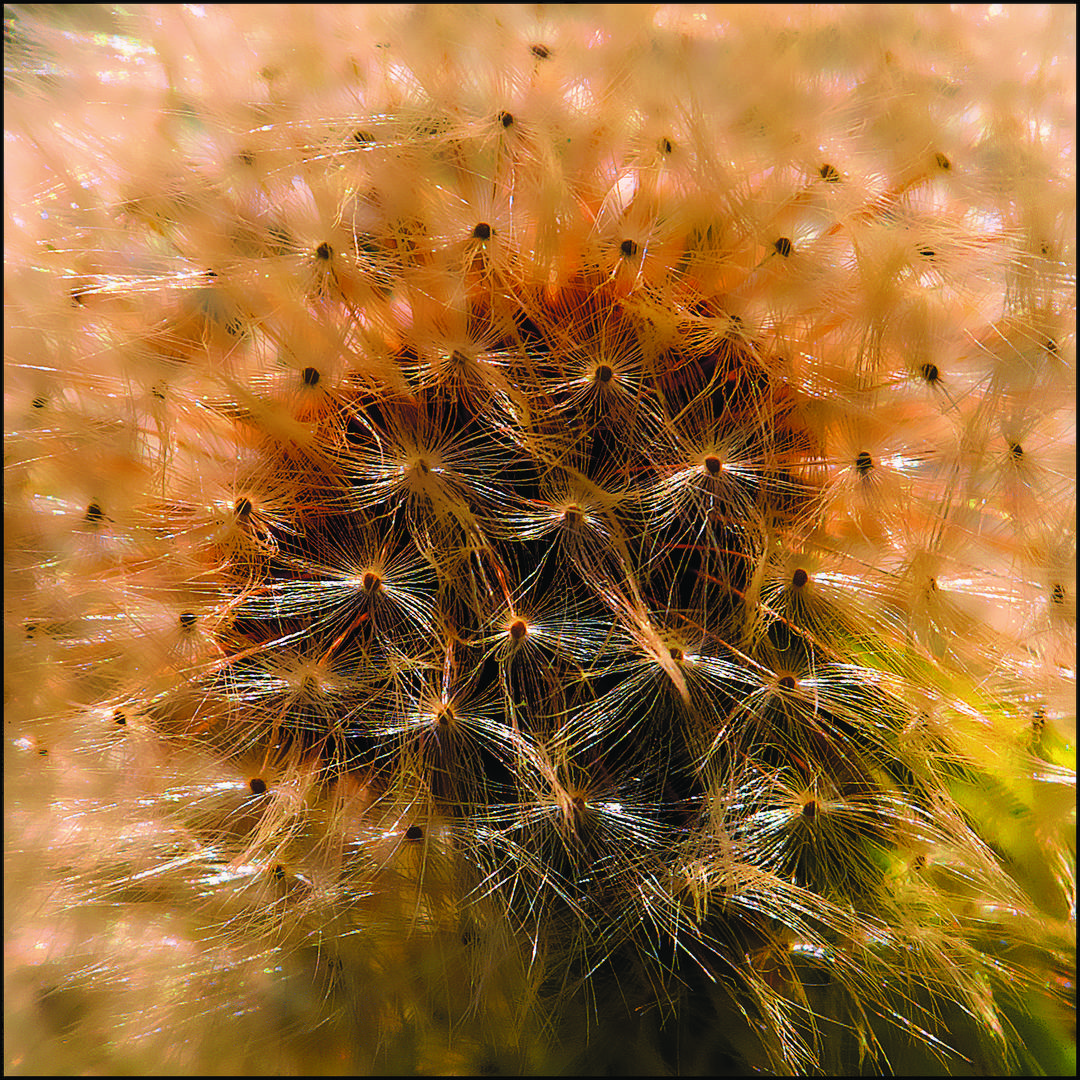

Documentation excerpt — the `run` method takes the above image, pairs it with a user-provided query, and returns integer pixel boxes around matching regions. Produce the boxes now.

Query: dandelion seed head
[4,4,1073,1075]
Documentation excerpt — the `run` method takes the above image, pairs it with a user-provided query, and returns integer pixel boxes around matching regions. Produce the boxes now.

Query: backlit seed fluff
[4,5,1074,1076]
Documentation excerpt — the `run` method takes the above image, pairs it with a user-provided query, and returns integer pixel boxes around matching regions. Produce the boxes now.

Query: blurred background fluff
[4,5,1075,1075]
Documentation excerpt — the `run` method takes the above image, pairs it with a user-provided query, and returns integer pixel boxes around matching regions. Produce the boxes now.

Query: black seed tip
[934,151,951,171]
[234,497,253,521]
[114,709,127,726]
[819,163,840,182]
[855,451,873,476]
[315,242,333,261]
[472,222,492,240]
[1008,441,1023,460]
[918,247,935,259]
[595,363,614,384]
[659,136,673,155]
[362,570,381,592]
[704,455,722,476]
[919,362,940,385]
[1051,583,1066,605]
[497,110,514,128]
[249,777,267,795]
[178,611,197,630]
[301,366,321,387]
[31,395,47,410]
[792,568,808,588]
[84,501,105,525]
[509,618,528,641]
[530,43,550,59]
[405,825,424,841]
[801,799,817,820]
[619,238,638,257]
[779,674,797,691]
[774,236,793,258]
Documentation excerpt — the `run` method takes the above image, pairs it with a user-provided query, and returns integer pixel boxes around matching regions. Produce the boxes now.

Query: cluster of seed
[5,6,1074,1075]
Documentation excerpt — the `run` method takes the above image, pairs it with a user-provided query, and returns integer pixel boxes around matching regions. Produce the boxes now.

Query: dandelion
[5,5,1074,1076]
